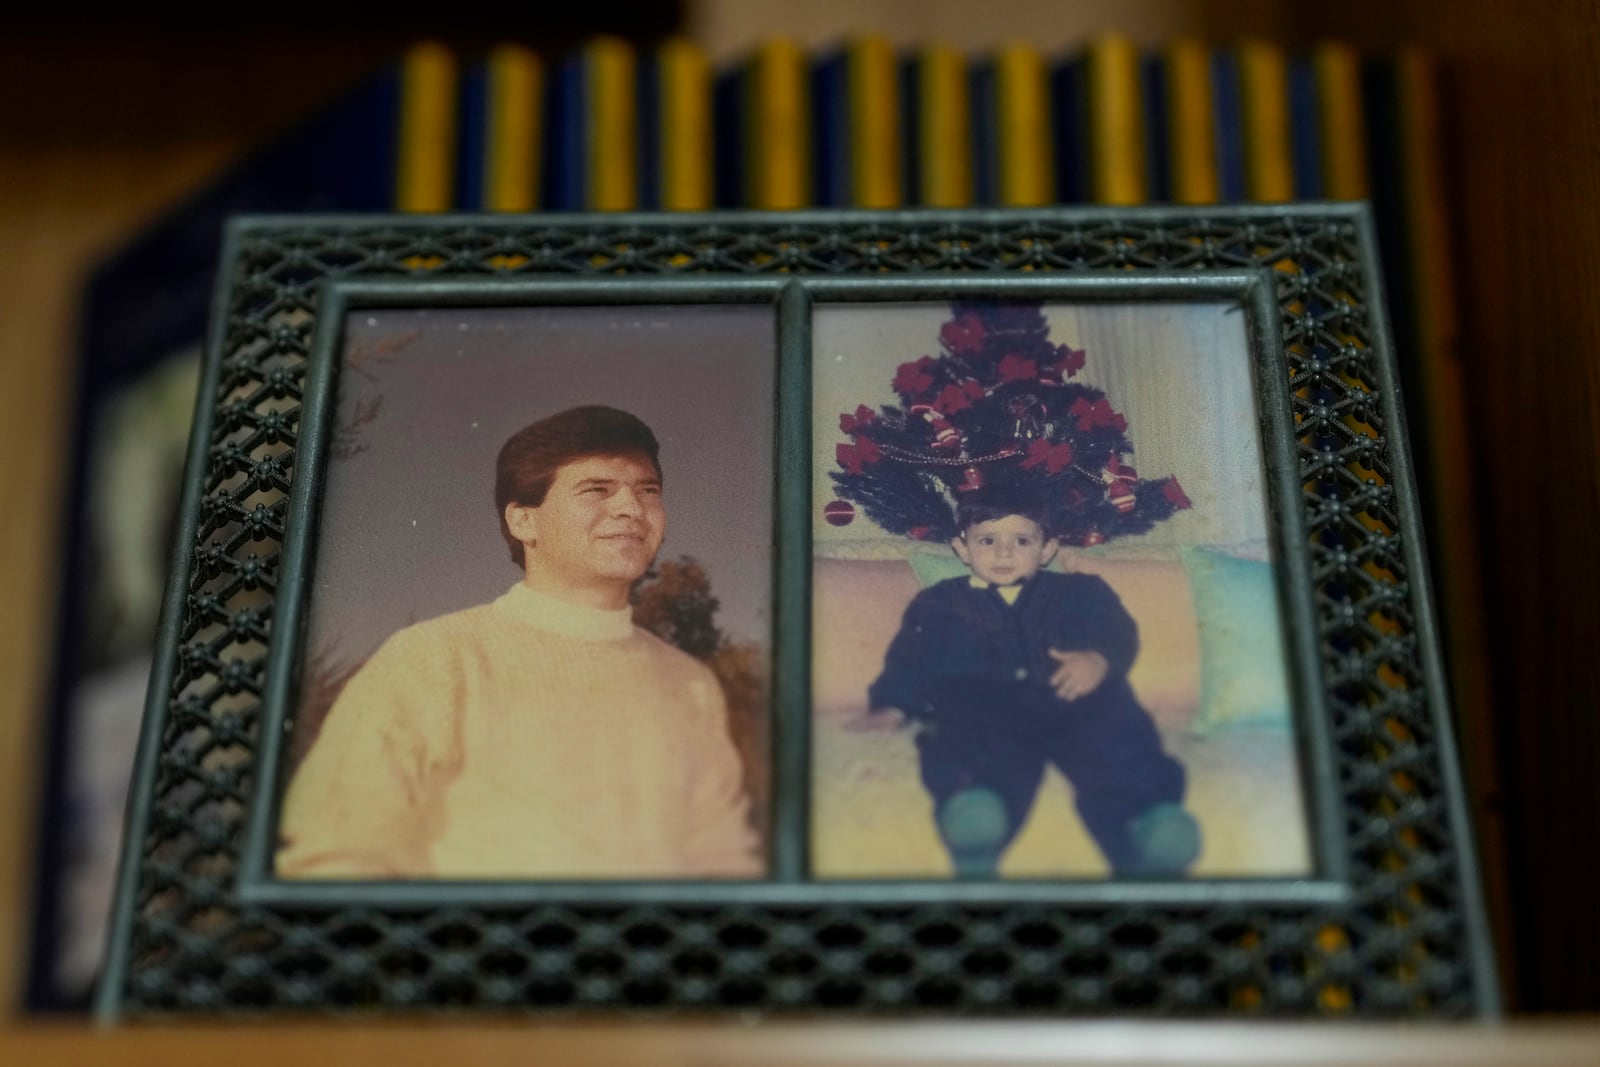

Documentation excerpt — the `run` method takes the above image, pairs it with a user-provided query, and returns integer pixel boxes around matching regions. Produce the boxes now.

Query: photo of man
[272,306,774,881]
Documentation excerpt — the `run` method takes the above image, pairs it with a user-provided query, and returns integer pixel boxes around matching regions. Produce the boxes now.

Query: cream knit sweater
[277,583,762,879]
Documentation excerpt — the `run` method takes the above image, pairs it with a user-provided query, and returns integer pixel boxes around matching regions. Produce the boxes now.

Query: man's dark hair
[955,486,1051,538]
[495,405,662,568]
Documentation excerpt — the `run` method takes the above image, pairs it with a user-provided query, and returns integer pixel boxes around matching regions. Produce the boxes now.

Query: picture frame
[100,206,1497,1018]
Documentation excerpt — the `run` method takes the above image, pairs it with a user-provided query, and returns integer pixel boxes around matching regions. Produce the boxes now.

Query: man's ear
[950,534,972,567]
[1040,537,1061,569]
[505,501,539,548]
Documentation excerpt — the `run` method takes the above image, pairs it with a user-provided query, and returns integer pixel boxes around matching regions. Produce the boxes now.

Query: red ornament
[1104,453,1139,513]
[911,404,963,451]
[823,500,856,526]
[908,526,932,540]
[1108,481,1138,513]
[1083,529,1105,547]
[956,465,985,493]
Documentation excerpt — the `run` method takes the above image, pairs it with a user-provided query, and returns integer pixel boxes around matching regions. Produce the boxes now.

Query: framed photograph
[100,207,1496,1018]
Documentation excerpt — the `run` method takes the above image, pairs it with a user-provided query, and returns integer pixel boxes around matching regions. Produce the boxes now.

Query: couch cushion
[1179,545,1294,732]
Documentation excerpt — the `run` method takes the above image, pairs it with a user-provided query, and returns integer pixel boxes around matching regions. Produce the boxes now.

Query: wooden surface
[2,1021,1600,1066]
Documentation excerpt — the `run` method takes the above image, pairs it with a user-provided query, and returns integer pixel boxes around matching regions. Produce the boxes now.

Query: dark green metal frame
[98,205,1499,1018]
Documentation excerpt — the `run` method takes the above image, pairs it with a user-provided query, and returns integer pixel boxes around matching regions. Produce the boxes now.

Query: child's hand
[845,707,913,734]
[1048,649,1109,702]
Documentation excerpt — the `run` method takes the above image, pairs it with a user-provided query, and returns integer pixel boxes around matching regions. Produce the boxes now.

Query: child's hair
[955,486,1051,537]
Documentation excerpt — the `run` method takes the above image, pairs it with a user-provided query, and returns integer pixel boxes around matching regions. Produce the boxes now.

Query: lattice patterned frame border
[100,206,1497,1019]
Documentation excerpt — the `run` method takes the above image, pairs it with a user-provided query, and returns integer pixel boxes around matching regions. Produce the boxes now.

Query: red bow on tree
[1161,477,1193,510]
[1045,344,1086,380]
[893,356,938,397]
[996,353,1039,384]
[1070,396,1128,433]
[1020,437,1075,475]
[836,437,883,474]
[839,404,877,435]
[933,380,984,416]
[940,311,987,355]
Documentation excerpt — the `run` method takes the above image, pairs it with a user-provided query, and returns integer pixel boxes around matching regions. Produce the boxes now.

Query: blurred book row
[30,33,1487,1011]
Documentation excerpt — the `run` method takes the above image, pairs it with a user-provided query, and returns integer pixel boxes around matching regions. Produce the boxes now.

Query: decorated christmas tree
[826,301,1191,546]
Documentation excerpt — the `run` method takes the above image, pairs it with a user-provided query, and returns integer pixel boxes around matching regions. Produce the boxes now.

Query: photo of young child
[865,487,1198,878]
[811,299,1313,881]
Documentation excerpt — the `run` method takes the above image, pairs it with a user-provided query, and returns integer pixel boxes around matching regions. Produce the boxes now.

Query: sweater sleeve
[679,667,764,878]
[276,627,462,878]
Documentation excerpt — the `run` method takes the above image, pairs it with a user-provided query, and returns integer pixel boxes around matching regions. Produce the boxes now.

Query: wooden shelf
[5,1021,1600,1066]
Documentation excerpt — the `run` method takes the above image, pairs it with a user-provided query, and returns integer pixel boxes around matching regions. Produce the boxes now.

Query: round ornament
[823,499,856,526]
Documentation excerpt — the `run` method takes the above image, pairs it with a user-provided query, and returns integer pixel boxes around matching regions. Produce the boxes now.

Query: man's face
[515,453,666,595]
[951,514,1058,586]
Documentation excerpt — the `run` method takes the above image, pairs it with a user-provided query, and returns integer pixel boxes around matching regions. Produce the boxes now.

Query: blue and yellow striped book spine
[714,40,810,209]
[1139,47,1171,202]
[1313,42,1368,200]
[811,47,850,206]
[545,49,585,209]
[457,44,543,212]
[1083,34,1145,205]
[901,44,973,207]
[973,43,1052,207]
[395,42,458,212]
[544,37,636,211]
[748,40,812,209]
[848,36,901,208]
[645,39,712,211]
[1209,48,1246,201]
[1163,40,1219,204]
[1238,40,1294,202]
[588,37,637,211]
[484,45,543,212]
[996,43,1053,206]
[815,36,901,208]
[1047,49,1088,203]
[712,56,744,208]
[1288,53,1322,200]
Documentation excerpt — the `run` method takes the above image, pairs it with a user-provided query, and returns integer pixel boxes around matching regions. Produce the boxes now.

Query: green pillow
[1180,546,1293,732]
[906,546,970,588]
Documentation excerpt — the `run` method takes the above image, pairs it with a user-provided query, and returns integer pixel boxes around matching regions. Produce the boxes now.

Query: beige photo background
[809,301,1313,879]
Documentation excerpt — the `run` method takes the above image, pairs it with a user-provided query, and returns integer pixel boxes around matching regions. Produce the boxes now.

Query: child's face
[951,515,1059,586]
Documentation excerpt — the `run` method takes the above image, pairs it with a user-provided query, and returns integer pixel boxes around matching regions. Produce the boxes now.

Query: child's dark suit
[869,571,1187,874]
